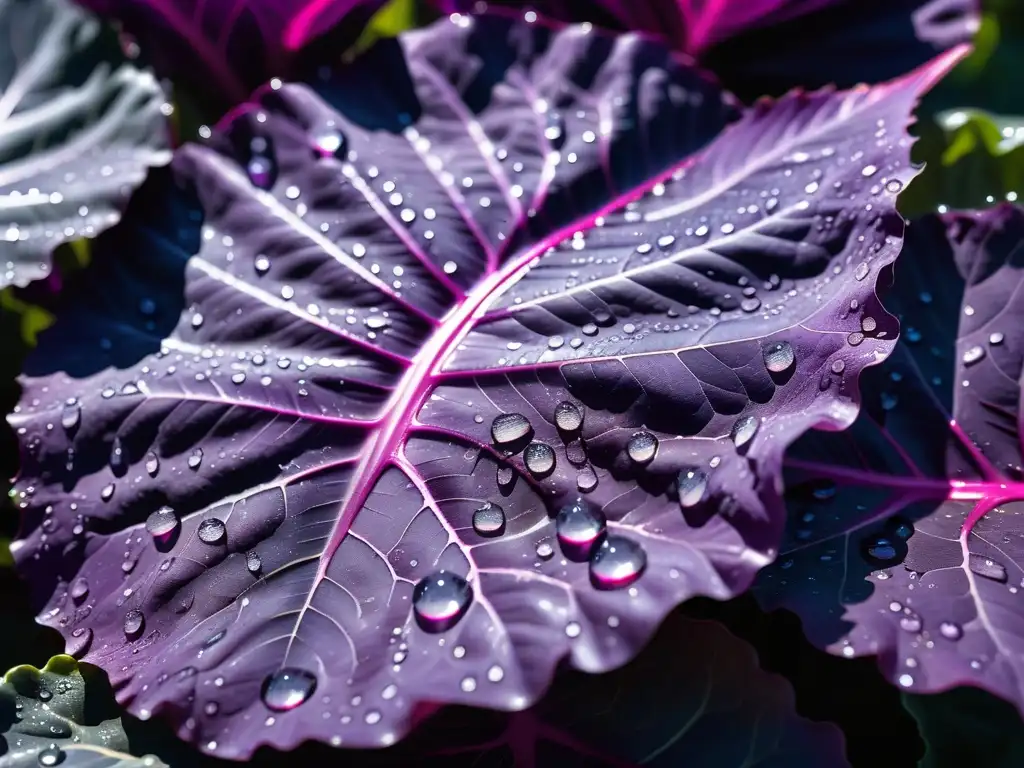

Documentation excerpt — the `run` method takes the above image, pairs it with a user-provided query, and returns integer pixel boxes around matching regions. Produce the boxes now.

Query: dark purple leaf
[439,1,979,100]
[0,654,168,768]
[0,0,170,289]
[7,14,962,757]
[76,0,386,120]
[756,204,1024,705]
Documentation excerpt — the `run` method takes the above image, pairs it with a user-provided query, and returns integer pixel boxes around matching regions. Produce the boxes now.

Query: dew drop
[145,452,160,477]
[314,129,346,157]
[731,416,759,451]
[187,448,204,469]
[100,483,115,501]
[847,331,865,346]
[830,359,846,375]
[762,341,795,373]
[472,502,506,537]
[146,506,180,545]
[555,499,606,560]
[589,536,646,590]
[535,540,554,560]
[197,518,226,545]
[524,442,555,476]
[626,431,658,465]
[899,614,922,633]
[989,332,1005,345]
[968,553,1008,583]
[885,179,903,194]
[553,401,583,432]
[678,468,708,508]
[496,464,514,488]
[861,164,878,177]
[412,571,472,632]
[60,401,80,432]
[861,534,899,565]
[565,439,587,466]
[576,466,598,493]
[37,746,64,767]
[246,550,262,574]
[254,255,270,275]
[854,262,870,281]
[939,621,963,640]
[123,609,144,639]
[491,413,531,446]
[962,346,985,366]
[70,577,89,602]
[109,436,126,474]
[861,316,877,333]
[262,669,317,711]
[544,111,566,149]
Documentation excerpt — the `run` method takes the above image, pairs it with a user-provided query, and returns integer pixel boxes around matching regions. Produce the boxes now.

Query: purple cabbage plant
[7,0,1007,762]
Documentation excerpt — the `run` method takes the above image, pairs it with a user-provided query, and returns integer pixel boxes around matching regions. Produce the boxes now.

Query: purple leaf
[8,14,963,757]
[756,204,1024,705]
[439,1,980,100]
[76,0,386,118]
[0,0,171,289]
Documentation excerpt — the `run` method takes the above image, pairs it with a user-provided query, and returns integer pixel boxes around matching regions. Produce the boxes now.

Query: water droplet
[939,621,963,640]
[197,518,226,545]
[899,614,922,633]
[763,341,795,373]
[565,439,587,466]
[962,346,985,366]
[248,156,274,189]
[861,164,878,177]
[535,540,554,560]
[203,630,226,649]
[262,669,317,711]
[544,111,565,149]
[861,316,877,333]
[589,536,646,590]
[576,466,598,493]
[678,468,708,508]
[862,534,899,565]
[100,483,115,501]
[885,179,903,194]
[146,506,179,545]
[847,332,865,346]
[109,436,126,475]
[246,550,262,574]
[37,745,64,767]
[524,442,555,476]
[472,502,506,537]
[487,665,504,682]
[854,262,870,281]
[188,448,204,469]
[968,553,1008,583]
[496,464,514,488]
[830,359,846,374]
[254,255,270,275]
[491,413,531,446]
[898,673,914,688]
[70,577,89,602]
[989,332,1004,345]
[314,129,346,157]
[145,452,160,477]
[556,499,606,560]
[626,431,658,465]
[123,609,144,639]
[731,416,758,451]
[60,401,80,432]
[412,571,472,632]
[553,401,583,432]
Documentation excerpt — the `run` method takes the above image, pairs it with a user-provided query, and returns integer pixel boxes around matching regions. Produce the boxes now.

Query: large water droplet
[188,447,204,470]
[576,466,598,493]
[60,401,81,432]
[939,621,963,640]
[524,442,555,476]
[472,502,505,537]
[146,506,179,547]
[37,745,64,767]
[589,536,646,590]
[198,518,226,545]
[314,128,346,157]
[496,464,514,489]
[626,431,658,465]
[70,577,89,602]
[962,346,985,366]
[555,499,606,561]
[413,571,472,632]
[553,401,583,432]
[247,156,275,189]
[762,341,795,373]
[968,553,1008,583]
[861,534,900,565]
[544,111,566,149]
[145,451,160,477]
[491,413,531,446]
[731,416,759,451]
[246,550,262,574]
[262,668,317,711]
[678,468,708,508]
[565,439,587,466]
[123,609,145,639]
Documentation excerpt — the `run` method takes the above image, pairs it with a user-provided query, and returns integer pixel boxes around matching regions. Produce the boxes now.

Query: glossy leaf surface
[8,14,961,756]
[0,0,170,289]
[756,204,1024,712]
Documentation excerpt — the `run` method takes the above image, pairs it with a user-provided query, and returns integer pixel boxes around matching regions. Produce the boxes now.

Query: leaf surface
[8,14,961,757]
[756,203,1024,711]
[0,0,170,289]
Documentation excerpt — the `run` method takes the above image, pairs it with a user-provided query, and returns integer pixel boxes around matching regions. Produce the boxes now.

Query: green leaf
[0,656,166,768]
